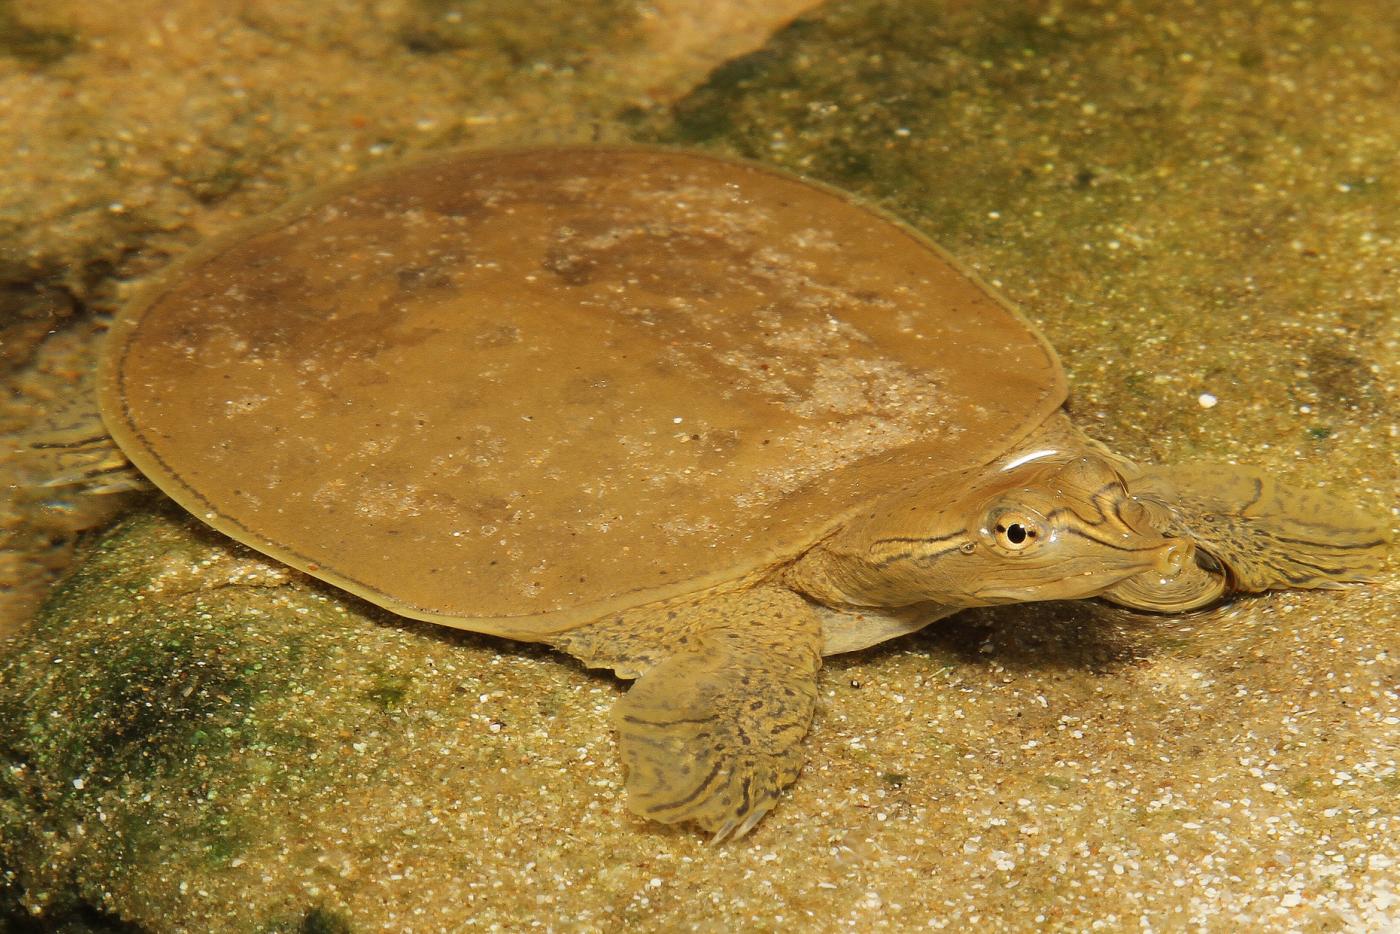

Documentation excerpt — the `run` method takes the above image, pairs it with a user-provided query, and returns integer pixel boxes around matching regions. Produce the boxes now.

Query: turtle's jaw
[969,536,1193,604]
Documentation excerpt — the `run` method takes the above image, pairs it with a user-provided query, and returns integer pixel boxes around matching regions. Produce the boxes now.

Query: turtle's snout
[1154,539,1192,576]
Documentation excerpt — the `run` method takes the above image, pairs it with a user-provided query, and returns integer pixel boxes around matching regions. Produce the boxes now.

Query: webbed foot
[611,587,821,842]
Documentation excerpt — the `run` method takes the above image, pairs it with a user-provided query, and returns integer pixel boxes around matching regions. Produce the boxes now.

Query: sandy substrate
[1,0,1395,931]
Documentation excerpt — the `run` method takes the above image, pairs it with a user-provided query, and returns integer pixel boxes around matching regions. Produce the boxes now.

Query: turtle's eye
[989,510,1043,554]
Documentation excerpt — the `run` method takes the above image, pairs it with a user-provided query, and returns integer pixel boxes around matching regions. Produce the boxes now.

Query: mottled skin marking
[553,443,1197,841]
[551,423,1387,841]
[83,148,1391,843]
[607,587,819,842]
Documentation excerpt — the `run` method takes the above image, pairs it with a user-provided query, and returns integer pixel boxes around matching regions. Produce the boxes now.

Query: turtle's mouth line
[972,540,1192,602]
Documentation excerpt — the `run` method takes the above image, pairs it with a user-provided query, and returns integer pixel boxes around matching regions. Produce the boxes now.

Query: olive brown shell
[98,147,1064,637]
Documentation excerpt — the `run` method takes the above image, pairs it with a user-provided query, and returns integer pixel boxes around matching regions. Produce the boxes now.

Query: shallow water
[1,1,1395,930]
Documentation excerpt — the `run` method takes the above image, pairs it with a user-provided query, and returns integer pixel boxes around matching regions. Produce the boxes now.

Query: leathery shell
[99,147,1064,637]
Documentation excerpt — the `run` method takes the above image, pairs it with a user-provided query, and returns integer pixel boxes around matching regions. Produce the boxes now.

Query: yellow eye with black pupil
[993,514,1038,550]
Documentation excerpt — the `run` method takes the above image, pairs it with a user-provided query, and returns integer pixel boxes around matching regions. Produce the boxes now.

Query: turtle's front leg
[611,586,821,842]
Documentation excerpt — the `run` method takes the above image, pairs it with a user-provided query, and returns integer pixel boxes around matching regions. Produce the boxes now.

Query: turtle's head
[802,452,1191,609]
[947,453,1191,605]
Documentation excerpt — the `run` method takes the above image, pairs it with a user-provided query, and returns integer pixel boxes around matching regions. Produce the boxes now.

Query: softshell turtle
[96,146,1387,840]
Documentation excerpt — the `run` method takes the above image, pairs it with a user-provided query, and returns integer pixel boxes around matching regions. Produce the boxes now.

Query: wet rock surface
[2,0,1396,930]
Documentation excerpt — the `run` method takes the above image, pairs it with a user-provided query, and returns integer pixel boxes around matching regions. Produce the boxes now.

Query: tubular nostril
[1157,540,1192,575]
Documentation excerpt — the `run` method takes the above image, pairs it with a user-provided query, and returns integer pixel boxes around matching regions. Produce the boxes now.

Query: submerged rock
[2,0,1396,929]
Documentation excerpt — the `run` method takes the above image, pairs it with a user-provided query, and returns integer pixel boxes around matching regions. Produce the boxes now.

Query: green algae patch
[0,507,619,930]
[400,0,641,67]
[2,0,1397,929]
[361,667,415,713]
[0,1,77,66]
[0,509,450,925]
[255,904,356,934]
